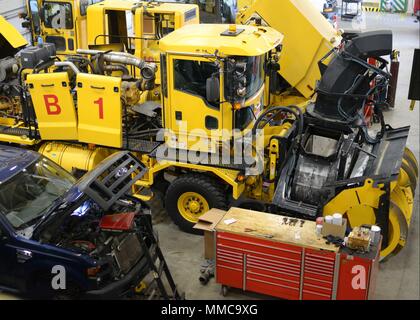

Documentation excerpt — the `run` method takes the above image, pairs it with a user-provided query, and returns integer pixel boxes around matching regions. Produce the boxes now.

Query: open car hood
[33,152,148,235]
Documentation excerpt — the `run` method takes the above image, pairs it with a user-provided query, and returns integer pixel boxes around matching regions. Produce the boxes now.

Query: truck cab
[24,0,104,55]
[159,24,283,151]
[0,146,153,298]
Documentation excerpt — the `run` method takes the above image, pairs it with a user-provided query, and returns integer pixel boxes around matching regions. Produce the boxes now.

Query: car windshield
[225,55,265,101]
[0,157,76,230]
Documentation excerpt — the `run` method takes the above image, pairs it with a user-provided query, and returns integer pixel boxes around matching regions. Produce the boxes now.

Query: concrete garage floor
[0,12,419,300]
[154,12,420,301]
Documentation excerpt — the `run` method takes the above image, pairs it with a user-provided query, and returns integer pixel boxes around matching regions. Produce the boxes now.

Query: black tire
[165,174,228,235]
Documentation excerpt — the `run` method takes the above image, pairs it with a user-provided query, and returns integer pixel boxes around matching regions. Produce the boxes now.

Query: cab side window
[173,59,220,108]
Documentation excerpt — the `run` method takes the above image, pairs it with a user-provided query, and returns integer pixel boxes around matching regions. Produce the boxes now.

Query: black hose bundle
[252,105,304,138]
[251,105,304,183]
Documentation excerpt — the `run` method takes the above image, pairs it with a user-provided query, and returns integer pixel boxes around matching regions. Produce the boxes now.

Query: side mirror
[22,21,31,29]
[206,76,220,104]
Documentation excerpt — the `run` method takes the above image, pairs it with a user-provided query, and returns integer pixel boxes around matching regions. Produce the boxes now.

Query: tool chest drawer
[216,246,244,290]
[216,232,303,299]
[302,249,336,299]
[217,232,303,261]
[246,254,301,300]
[247,276,300,300]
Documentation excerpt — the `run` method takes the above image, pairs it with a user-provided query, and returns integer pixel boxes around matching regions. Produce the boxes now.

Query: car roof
[0,146,39,184]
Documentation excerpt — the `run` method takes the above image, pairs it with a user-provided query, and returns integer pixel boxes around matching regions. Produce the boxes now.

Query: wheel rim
[177,192,210,223]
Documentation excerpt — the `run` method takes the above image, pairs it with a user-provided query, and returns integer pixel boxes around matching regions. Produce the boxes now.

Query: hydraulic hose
[361,105,386,144]
[252,105,304,138]
[251,105,304,183]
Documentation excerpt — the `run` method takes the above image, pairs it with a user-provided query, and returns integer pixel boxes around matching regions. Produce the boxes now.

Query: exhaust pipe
[76,49,157,80]
[54,61,80,75]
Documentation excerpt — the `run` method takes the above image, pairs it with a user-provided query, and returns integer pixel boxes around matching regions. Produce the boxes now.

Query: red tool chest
[215,208,380,300]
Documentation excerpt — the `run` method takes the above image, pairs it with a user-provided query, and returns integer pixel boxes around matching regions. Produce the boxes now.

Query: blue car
[0,146,153,299]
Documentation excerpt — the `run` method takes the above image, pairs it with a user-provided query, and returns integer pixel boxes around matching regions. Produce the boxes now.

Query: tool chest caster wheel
[221,285,229,297]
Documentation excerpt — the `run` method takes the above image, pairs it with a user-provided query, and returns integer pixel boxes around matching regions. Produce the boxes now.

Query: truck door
[168,56,222,151]
[42,1,77,53]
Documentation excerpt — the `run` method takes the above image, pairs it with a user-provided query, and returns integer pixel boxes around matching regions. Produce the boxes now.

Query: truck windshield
[225,55,265,101]
[43,2,73,29]
[0,157,76,230]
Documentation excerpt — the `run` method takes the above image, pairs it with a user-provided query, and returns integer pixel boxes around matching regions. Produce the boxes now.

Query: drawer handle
[217,259,242,267]
[248,255,301,268]
[304,266,334,277]
[304,268,334,277]
[306,252,336,262]
[247,263,301,277]
[305,256,335,267]
[247,260,301,275]
[217,243,245,254]
[304,275,334,286]
[248,253,301,265]
[247,261,301,275]
[304,264,335,275]
[217,248,243,258]
[217,256,243,266]
[247,271,300,285]
[304,259,335,270]
[302,289,331,299]
[303,282,333,293]
[247,276,300,291]
[217,252,243,261]
[217,264,242,272]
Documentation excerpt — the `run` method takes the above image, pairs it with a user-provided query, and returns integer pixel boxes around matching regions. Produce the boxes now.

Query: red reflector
[100,212,136,231]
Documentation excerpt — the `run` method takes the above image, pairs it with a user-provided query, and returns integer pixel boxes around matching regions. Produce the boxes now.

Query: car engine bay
[37,198,152,280]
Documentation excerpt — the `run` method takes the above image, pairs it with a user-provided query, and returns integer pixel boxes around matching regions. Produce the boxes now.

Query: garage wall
[0,0,30,40]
